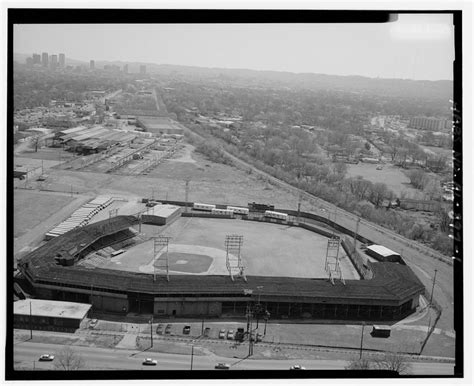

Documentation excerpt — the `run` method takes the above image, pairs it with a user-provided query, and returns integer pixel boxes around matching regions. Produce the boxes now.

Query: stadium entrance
[128,292,154,314]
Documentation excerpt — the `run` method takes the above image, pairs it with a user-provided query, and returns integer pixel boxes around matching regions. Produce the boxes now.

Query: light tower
[225,235,246,281]
[325,236,345,285]
[153,236,172,282]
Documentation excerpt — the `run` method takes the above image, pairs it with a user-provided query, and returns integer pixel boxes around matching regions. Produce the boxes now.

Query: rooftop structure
[14,299,91,320]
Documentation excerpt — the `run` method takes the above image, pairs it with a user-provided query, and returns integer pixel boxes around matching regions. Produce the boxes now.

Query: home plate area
[139,244,230,275]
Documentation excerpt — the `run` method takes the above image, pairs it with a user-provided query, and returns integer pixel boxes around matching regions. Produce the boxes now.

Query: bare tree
[53,346,86,371]
[373,351,411,375]
[345,357,372,370]
[29,135,41,152]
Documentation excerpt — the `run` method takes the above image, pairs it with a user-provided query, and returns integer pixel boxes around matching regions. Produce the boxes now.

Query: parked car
[89,319,98,329]
[290,365,306,370]
[183,325,191,335]
[165,324,172,334]
[219,329,226,339]
[38,354,54,361]
[156,324,164,335]
[227,330,235,340]
[143,358,157,366]
[256,333,263,342]
[204,327,211,337]
[215,363,230,370]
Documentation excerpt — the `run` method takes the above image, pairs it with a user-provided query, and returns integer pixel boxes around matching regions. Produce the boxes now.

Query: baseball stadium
[17,197,425,322]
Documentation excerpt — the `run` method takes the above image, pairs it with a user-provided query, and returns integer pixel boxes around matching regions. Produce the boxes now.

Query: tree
[373,351,411,375]
[332,162,348,178]
[53,346,86,371]
[28,135,41,152]
[369,182,390,207]
[406,169,425,190]
[345,357,372,370]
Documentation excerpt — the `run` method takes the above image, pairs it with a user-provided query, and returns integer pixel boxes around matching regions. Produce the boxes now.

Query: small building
[14,299,92,333]
[141,205,182,225]
[366,245,403,263]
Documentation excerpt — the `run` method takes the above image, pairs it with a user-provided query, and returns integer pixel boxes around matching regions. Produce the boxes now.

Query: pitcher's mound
[154,252,212,273]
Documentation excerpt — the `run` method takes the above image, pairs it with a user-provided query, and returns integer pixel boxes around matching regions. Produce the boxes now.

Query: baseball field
[88,217,360,280]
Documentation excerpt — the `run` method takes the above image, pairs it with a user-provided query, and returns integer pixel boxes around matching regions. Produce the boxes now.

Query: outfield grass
[153,217,359,279]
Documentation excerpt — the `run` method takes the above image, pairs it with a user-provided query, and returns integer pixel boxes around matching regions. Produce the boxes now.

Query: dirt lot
[346,163,419,197]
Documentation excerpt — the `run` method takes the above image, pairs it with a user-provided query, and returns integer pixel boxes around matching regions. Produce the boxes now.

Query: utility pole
[248,309,253,357]
[201,319,204,335]
[90,284,94,312]
[150,315,153,348]
[29,299,33,340]
[359,323,365,359]
[190,345,194,370]
[297,192,302,223]
[429,269,438,307]
[353,217,360,253]
[184,179,190,213]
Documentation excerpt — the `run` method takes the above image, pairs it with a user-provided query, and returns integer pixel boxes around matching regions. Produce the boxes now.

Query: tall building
[50,54,58,69]
[139,65,146,75]
[41,52,49,67]
[59,53,65,67]
[90,60,95,70]
[123,64,128,74]
[32,54,41,65]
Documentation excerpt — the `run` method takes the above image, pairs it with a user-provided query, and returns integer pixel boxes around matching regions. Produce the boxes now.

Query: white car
[290,365,306,370]
[39,354,55,361]
[142,358,157,366]
[227,330,234,340]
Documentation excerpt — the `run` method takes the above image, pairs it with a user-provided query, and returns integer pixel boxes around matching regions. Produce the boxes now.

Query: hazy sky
[13,14,454,81]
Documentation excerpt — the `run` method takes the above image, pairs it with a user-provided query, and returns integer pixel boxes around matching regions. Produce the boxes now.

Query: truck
[235,327,245,342]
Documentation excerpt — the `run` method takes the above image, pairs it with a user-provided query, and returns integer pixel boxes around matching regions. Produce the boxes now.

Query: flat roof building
[366,245,402,263]
[14,299,91,333]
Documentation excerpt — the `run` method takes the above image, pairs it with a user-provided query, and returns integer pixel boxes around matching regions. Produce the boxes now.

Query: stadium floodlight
[154,236,172,282]
[325,236,345,285]
[225,235,245,281]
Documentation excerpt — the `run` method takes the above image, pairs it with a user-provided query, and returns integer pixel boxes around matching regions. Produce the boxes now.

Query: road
[14,341,454,375]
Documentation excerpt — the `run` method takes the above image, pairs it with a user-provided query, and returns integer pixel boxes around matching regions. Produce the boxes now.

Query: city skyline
[13,14,454,81]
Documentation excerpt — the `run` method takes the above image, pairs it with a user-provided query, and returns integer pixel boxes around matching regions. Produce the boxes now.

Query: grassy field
[93,217,359,280]
[13,190,75,238]
[346,163,419,197]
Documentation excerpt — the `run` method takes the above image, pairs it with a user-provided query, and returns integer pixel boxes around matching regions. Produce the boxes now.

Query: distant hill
[14,52,452,101]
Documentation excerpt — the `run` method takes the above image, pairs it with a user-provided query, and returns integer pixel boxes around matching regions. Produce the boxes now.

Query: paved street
[14,340,454,374]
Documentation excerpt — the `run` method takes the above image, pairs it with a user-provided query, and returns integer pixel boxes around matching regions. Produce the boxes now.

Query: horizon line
[13,52,454,83]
